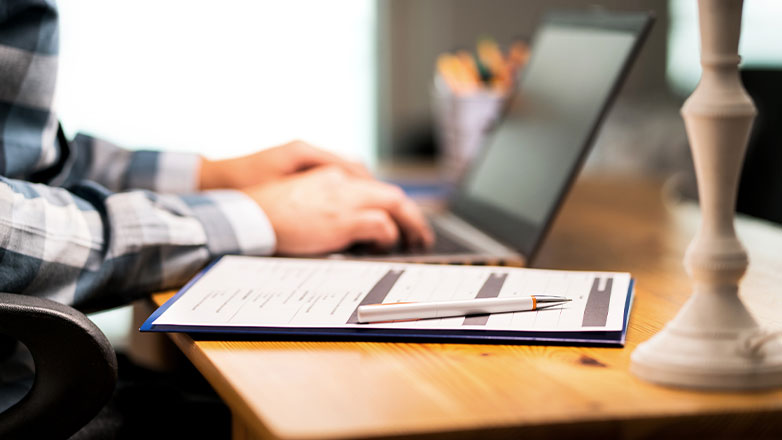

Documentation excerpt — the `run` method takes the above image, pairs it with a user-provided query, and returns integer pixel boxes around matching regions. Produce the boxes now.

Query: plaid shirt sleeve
[0,177,275,309]
[57,133,204,194]
[0,0,276,309]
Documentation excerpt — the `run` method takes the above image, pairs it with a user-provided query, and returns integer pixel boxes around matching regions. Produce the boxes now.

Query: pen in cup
[356,295,571,324]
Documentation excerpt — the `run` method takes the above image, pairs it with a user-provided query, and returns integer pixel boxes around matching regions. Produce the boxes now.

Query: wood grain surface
[151,174,782,440]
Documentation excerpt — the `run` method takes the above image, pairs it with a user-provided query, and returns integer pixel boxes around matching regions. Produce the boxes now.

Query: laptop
[347,10,654,266]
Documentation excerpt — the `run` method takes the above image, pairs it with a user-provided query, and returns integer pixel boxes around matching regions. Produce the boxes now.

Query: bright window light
[667,0,782,96]
[56,1,377,163]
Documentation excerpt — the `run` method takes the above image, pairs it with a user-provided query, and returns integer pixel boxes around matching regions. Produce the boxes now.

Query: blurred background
[55,0,782,343]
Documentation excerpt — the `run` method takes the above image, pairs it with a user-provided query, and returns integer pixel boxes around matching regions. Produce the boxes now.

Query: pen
[357,295,571,324]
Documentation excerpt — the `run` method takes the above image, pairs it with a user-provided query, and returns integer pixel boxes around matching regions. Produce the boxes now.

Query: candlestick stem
[631,0,782,390]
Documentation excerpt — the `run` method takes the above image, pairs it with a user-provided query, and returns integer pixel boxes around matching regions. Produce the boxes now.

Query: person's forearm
[198,156,240,190]
[0,176,274,310]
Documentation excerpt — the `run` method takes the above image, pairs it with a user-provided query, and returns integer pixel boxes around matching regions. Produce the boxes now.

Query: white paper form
[151,256,632,333]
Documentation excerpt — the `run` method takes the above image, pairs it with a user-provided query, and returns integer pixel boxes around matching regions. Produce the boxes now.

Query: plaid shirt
[0,0,275,310]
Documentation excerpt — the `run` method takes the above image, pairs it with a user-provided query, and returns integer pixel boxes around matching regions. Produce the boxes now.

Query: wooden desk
[151,174,782,440]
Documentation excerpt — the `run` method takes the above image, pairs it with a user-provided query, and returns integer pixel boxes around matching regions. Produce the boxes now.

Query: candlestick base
[631,296,782,390]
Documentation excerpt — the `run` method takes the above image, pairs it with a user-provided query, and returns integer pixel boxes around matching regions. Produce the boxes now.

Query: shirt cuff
[70,133,202,193]
[180,190,276,257]
[130,151,201,194]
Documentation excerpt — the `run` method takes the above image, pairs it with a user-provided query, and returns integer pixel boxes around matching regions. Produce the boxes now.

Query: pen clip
[366,302,416,306]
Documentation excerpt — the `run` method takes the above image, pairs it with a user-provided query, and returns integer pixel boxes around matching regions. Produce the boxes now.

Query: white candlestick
[631,0,782,390]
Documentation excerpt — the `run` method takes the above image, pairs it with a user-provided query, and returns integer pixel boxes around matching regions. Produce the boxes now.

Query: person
[0,0,432,430]
[0,0,433,311]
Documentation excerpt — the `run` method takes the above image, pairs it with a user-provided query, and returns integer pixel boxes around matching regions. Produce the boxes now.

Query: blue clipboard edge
[139,256,225,332]
[141,259,635,347]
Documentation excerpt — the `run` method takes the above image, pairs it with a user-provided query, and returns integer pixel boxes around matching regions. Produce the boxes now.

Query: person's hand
[242,166,434,256]
[199,140,371,190]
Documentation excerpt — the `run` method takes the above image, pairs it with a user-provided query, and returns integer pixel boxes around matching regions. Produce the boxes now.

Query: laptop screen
[450,11,653,261]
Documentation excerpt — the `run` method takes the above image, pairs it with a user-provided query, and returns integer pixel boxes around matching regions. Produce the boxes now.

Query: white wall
[56,1,377,163]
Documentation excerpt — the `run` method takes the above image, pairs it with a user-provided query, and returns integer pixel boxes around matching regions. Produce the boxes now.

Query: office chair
[0,292,117,439]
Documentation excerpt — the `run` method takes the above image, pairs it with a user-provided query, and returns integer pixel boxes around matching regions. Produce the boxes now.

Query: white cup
[432,84,508,182]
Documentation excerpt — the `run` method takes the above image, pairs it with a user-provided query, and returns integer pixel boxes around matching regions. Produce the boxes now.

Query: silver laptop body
[343,10,653,267]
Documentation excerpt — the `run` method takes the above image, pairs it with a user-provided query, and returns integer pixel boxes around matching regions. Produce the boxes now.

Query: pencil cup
[432,86,508,182]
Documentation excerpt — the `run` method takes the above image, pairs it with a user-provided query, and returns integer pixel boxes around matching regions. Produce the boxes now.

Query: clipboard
[141,256,635,346]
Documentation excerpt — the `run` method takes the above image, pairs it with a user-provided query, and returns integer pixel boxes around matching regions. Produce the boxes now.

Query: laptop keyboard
[346,221,475,256]
[430,226,475,254]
